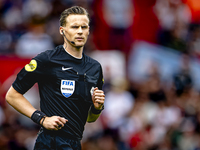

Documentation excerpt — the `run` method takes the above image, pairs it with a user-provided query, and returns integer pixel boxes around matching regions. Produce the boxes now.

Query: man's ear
[59,27,63,35]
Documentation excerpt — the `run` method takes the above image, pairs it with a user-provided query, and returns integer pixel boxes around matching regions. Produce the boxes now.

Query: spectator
[15,16,54,58]
[92,0,134,54]
[102,77,134,129]
[155,0,191,52]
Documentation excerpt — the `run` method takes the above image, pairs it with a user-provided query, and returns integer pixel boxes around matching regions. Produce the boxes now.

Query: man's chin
[75,45,84,49]
[74,43,84,47]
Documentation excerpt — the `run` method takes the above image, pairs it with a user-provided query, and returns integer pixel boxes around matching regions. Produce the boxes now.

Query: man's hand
[92,87,105,110]
[41,116,68,130]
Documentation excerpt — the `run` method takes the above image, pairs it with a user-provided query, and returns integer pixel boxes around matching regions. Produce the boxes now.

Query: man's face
[62,14,90,47]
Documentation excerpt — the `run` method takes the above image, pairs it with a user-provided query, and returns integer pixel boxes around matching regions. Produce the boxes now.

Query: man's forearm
[87,109,101,123]
[6,86,37,118]
[87,105,104,123]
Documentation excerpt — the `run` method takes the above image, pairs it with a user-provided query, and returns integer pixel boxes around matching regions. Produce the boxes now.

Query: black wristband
[91,105,104,114]
[31,110,46,125]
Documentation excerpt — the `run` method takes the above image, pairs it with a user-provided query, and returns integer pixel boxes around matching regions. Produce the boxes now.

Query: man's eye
[72,26,79,28]
[82,26,88,29]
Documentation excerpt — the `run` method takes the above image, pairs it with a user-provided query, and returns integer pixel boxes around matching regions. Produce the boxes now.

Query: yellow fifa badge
[25,59,37,72]
[102,78,104,83]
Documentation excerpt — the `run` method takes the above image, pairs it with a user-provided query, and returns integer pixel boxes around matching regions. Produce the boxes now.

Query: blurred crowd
[1,0,200,150]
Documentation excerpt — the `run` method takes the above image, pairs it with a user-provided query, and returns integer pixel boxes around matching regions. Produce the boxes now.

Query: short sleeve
[12,52,48,94]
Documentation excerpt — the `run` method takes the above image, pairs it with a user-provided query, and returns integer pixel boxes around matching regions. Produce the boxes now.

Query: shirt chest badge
[61,80,75,98]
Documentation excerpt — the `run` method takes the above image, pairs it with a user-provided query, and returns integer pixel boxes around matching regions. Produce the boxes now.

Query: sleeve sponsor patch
[25,59,37,72]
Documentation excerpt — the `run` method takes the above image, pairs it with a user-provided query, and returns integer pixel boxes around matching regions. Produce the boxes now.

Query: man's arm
[87,87,105,122]
[87,108,101,123]
[6,86,37,118]
[6,86,68,130]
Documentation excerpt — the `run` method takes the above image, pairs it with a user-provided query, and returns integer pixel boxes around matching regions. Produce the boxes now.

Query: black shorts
[34,128,81,150]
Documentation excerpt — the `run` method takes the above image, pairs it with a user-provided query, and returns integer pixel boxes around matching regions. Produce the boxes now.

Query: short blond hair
[60,6,90,27]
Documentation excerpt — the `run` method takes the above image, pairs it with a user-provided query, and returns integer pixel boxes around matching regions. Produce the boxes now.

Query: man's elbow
[5,89,12,104]
[5,86,16,105]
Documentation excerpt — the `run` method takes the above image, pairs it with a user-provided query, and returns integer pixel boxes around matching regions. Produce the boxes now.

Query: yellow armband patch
[25,59,37,72]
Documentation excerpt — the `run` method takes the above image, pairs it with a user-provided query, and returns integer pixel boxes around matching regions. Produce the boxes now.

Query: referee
[6,6,105,150]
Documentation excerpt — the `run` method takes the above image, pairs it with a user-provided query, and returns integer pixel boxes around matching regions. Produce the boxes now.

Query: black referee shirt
[12,45,104,139]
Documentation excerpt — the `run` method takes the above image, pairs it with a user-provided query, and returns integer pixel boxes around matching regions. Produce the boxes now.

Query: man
[6,6,105,150]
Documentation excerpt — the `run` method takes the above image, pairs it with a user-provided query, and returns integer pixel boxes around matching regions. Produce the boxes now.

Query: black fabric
[12,45,104,139]
[34,128,81,150]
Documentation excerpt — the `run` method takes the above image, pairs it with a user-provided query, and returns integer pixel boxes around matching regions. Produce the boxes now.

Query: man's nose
[77,27,83,33]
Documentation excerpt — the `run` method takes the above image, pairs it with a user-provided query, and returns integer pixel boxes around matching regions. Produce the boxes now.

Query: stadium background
[1,0,200,149]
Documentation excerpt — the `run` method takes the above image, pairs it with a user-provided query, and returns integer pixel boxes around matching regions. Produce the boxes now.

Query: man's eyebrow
[70,24,89,27]
[70,22,89,25]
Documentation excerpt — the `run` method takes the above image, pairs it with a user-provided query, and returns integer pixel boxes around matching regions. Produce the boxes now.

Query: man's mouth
[75,37,84,40]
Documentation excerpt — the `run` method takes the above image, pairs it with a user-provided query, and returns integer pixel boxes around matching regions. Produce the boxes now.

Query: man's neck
[63,44,83,59]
